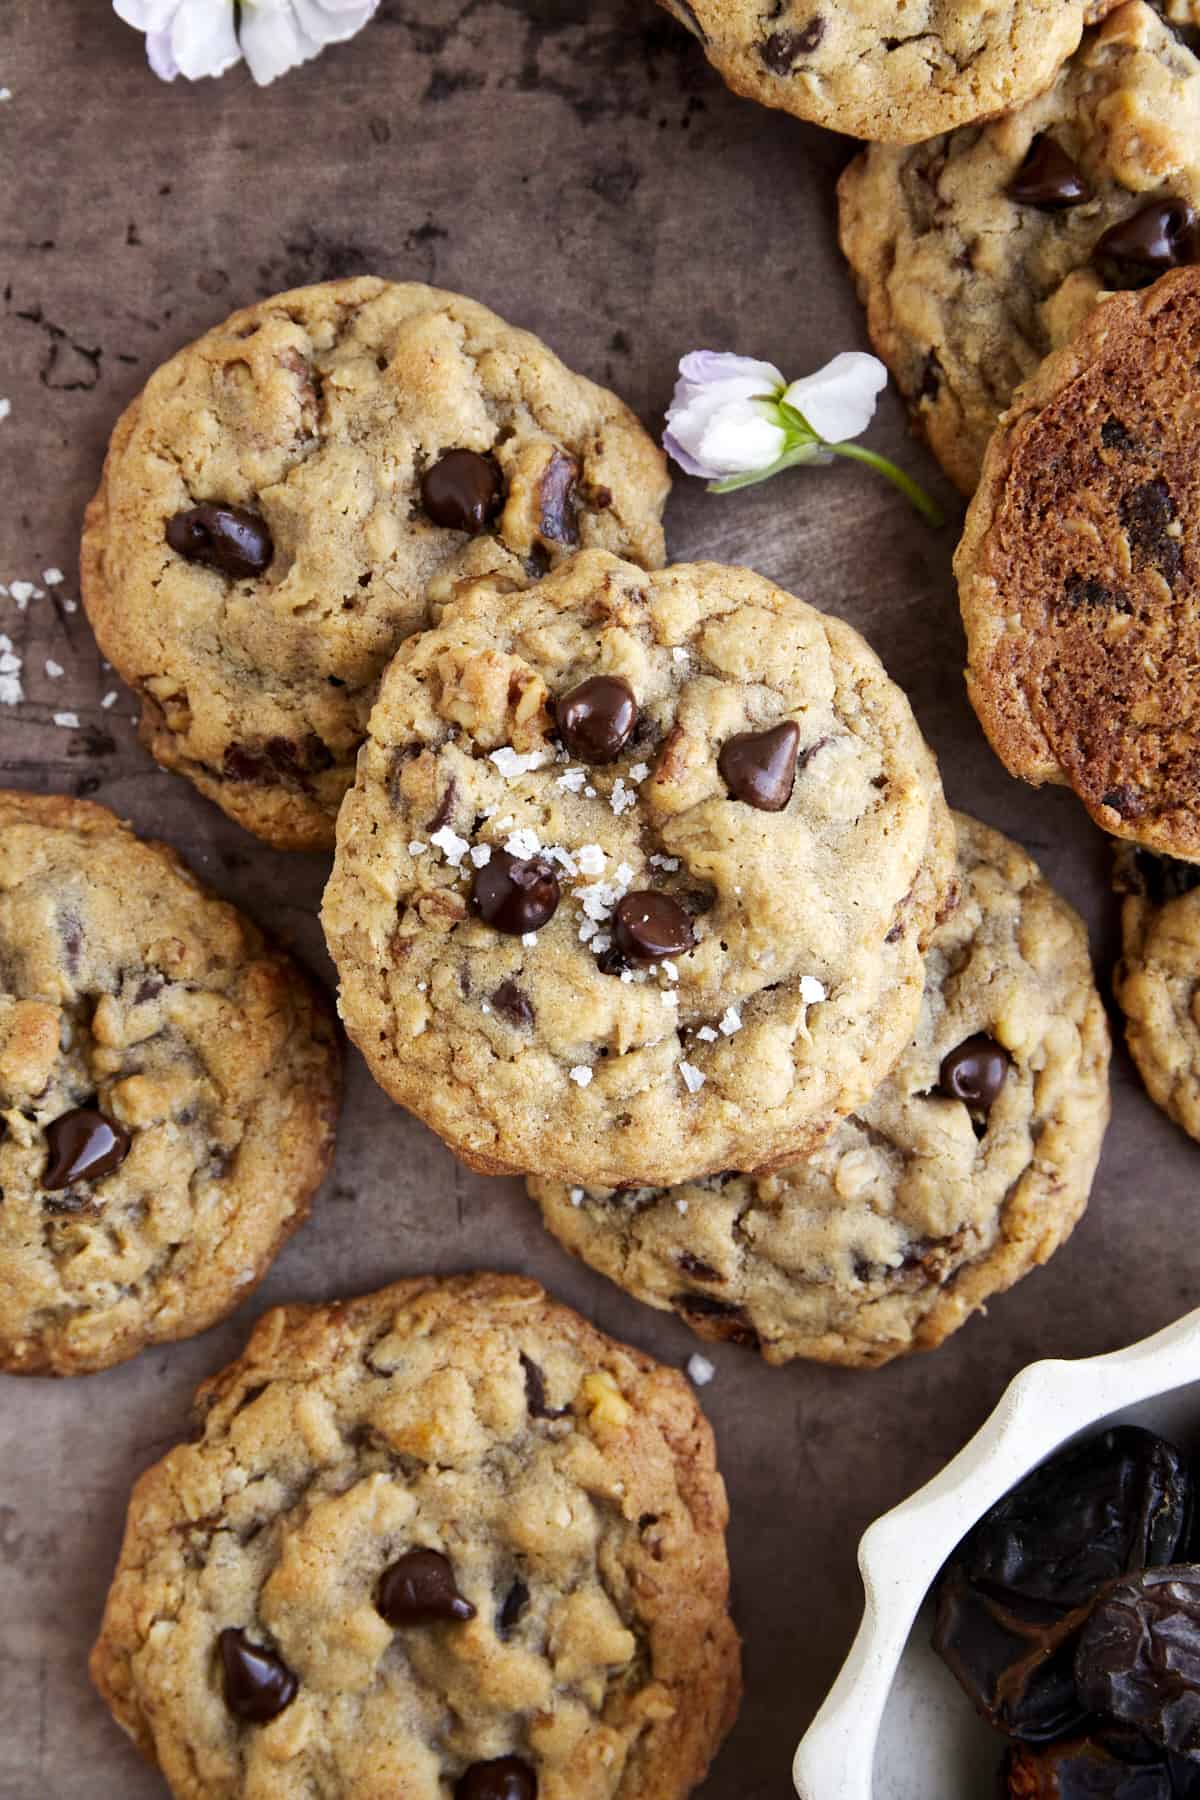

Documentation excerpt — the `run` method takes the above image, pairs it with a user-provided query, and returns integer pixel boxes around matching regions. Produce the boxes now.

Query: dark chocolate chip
[420,450,504,535]
[612,892,695,963]
[521,1351,566,1419]
[492,981,534,1028]
[222,735,334,788]
[537,450,579,546]
[456,1759,537,1800]
[497,1578,530,1636]
[718,720,801,811]
[1120,477,1181,581]
[166,504,273,578]
[938,1035,1010,1110]
[472,851,560,935]
[218,1629,298,1723]
[1126,848,1200,906]
[43,1107,131,1190]
[1095,200,1199,283]
[557,676,638,765]
[1101,416,1135,452]
[678,1253,722,1282]
[1007,136,1090,209]
[377,1550,476,1626]
[759,18,824,71]
[428,775,460,834]
[673,1293,761,1350]
[1064,575,1131,613]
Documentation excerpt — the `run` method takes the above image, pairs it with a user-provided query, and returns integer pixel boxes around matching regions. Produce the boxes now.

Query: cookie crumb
[687,1353,716,1386]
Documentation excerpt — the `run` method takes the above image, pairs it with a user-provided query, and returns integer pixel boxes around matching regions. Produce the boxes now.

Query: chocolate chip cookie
[957,266,1200,858]
[658,0,1119,145]
[321,550,955,1189]
[0,790,340,1375]
[90,1272,741,1799]
[839,0,1200,493]
[80,277,670,851]
[529,813,1110,1369]
[1114,843,1200,1140]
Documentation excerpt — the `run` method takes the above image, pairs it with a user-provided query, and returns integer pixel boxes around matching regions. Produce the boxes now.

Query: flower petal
[676,350,785,395]
[782,352,887,444]
[696,401,787,476]
[170,0,240,79]
[113,0,177,28]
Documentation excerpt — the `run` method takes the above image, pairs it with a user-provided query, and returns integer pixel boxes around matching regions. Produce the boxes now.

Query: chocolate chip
[43,1107,131,1190]
[1120,477,1181,582]
[1101,416,1135,452]
[377,1550,476,1626]
[1126,848,1200,905]
[612,892,695,963]
[673,1293,761,1350]
[718,720,801,811]
[1095,201,1199,283]
[222,735,334,788]
[472,851,560,935]
[1007,136,1090,209]
[218,1629,298,1722]
[1063,575,1131,613]
[759,18,824,71]
[166,504,273,578]
[497,1578,530,1637]
[537,450,579,546]
[428,775,459,834]
[521,1351,566,1419]
[938,1035,1010,1110]
[456,1759,537,1800]
[557,675,638,764]
[678,1253,722,1282]
[492,981,534,1028]
[420,450,504,535]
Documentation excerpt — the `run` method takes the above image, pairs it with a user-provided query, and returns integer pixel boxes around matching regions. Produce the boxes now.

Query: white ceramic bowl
[792,1306,1200,1800]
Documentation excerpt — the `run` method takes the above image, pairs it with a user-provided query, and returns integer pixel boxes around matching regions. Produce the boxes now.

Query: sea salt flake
[687,1353,716,1387]
[547,845,579,876]
[615,861,635,887]
[53,712,80,729]
[44,659,64,679]
[591,933,611,954]
[430,825,470,867]
[585,785,597,798]
[620,969,634,983]
[490,745,548,779]
[628,761,650,782]
[609,779,637,816]
[0,635,22,705]
[577,843,605,876]
[569,1065,593,1088]
[522,932,538,947]
[101,691,118,709]
[676,1198,690,1216]
[480,1003,491,1014]
[0,89,11,103]
[42,567,64,586]
[679,1060,705,1093]
[505,827,541,859]
[469,844,493,868]
[696,1026,718,1042]
[557,767,587,793]
[662,960,678,982]
[62,599,77,613]
[799,975,827,1005]
[9,580,35,606]
[578,918,599,943]
[719,1006,743,1036]
[408,840,427,856]
[0,400,10,423]
[661,990,678,1008]
[570,1187,584,1206]
[672,646,688,664]
[649,853,680,872]
[494,814,515,832]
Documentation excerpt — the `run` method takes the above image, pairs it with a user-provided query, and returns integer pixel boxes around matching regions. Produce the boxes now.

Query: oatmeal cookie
[1114,843,1200,1140]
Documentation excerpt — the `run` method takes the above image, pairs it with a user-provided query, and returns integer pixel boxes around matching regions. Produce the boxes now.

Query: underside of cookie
[1114,841,1200,1139]
[90,1272,741,1800]
[957,267,1200,857]
[529,814,1110,1369]
[660,0,1113,143]
[0,790,341,1375]
[838,0,1200,494]
[322,551,954,1188]
[80,277,670,851]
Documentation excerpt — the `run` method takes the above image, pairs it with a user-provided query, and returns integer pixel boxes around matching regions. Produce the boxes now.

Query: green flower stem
[823,440,944,527]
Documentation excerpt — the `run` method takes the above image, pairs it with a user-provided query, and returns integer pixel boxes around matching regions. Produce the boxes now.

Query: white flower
[662,345,941,524]
[113,0,378,85]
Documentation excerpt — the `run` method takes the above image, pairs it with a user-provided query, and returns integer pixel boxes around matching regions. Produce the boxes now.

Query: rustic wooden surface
[0,5,1196,1797]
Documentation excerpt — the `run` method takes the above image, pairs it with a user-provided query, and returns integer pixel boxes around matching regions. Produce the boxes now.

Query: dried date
[1004,1731,1171,1798]
[1076,1566,1200,1763]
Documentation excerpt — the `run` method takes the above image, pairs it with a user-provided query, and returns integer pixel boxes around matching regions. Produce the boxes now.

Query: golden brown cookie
[0,789,340,1375]
[90,1272,741,1800]
[1114,842,1200,1139]
[658,0,1120,145]
[957,266,1200,857]
[81,278,669,851]
[321,550,955,1189]
[839,1,1200,494]
[529,814,1111,1369]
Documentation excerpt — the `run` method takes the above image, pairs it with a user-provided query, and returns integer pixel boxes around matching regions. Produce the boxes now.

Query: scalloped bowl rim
[792,1305,1200,1799]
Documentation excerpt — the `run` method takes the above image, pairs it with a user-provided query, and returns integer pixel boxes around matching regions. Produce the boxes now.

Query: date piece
[1076,1567,1200,1762]
[1004,1731,1170,1797]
